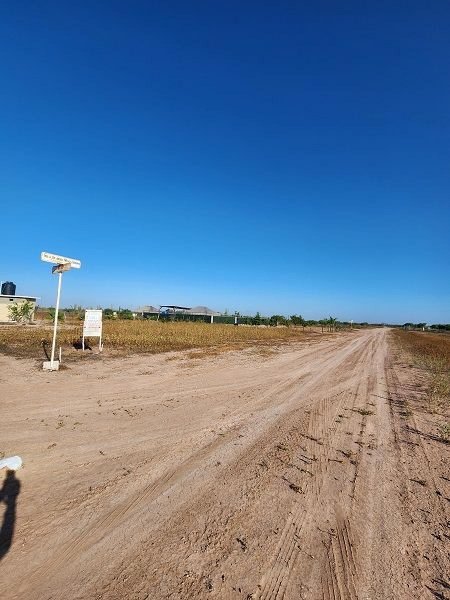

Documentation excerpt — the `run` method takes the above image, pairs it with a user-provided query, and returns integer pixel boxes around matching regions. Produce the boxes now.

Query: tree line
[10,302,448,332]
[402,323,450,331]
[239,314,351,332]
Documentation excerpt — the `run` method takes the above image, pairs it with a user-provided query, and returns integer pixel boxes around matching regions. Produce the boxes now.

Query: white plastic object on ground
[0,456,23,471]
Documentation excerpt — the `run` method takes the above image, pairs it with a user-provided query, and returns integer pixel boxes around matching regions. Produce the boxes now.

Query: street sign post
[41,252,81,269]
[82,309,103,351]
[52,263,71,274]
[41,251,81,371]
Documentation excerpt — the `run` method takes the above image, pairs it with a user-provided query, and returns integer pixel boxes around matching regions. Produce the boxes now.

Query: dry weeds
[0,320,318,359]
[392,329,450,411]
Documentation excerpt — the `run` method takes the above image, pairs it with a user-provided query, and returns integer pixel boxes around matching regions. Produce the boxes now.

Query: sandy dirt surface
[1,329,448,599]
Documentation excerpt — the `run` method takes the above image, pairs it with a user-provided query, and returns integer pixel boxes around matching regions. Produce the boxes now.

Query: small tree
[300,315,306,331]
[328,316,337,332]
[270,315,286,326]
[48,308,65,323]
[8,301,34,324]
[118,309,133,320]
[252,312,262,326]
[319,318,327,333]
[290,314,306,330]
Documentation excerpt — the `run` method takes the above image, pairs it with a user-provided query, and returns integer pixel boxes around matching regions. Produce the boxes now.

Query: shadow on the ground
[73,338,91,350]
[0,470,21,561]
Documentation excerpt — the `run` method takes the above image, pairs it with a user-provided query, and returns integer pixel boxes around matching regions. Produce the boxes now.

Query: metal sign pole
[41,251,81,371]
[50,272,63,369]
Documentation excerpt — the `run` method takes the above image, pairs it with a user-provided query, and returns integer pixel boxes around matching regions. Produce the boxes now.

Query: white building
[0,294,38,322]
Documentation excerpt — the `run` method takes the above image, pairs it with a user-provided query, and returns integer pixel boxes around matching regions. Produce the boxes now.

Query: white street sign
[41,251,81,269]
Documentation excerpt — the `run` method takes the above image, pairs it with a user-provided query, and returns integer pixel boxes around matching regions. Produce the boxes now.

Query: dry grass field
[393,329,450,366]
[0,320,319,359]
[392,329,450,412]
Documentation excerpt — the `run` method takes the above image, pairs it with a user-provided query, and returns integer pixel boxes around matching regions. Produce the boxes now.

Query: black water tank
[1,281,16,295]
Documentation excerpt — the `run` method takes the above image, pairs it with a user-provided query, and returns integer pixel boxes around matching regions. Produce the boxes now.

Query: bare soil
[0,329,448,599]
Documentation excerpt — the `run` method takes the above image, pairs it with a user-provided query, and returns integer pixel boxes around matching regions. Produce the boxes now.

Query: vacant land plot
[0,320,317,359]
[0,328,448,599]
[392,329,450,412]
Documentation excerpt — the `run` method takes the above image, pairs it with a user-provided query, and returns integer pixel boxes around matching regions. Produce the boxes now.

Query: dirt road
[1,329,448,599]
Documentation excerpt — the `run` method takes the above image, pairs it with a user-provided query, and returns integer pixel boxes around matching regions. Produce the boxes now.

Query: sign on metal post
[52,263,71,274]
[41,252,81,269]
[41,251,81,371]
[83,309,103,351]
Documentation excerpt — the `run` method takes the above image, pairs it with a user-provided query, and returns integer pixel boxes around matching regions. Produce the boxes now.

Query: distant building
[0,294,38,322]
[135,305,160,318]
[187,306,221,317]
[160,305,221,322]
[135,304,221,321]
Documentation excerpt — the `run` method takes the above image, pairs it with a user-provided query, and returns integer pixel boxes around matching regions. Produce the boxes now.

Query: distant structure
[134,304,221,322]
[0,283,38,322]
[187,306,221,317]
[135,305,160,319]
[159,305,191,318]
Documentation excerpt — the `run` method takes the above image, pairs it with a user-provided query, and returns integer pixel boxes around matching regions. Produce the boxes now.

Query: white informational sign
[83,310,103,351]
[41,251,81,269]
[83,310,102,336]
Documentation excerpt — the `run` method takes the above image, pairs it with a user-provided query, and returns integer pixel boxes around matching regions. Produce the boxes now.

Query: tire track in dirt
[256,387,359,600]
[257,333,379,600]
[387,366,448,519]
[322,509,358,600]
[382,347,450,598]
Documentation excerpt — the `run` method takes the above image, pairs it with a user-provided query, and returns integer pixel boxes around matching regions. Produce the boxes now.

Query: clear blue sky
[1,1,449,323]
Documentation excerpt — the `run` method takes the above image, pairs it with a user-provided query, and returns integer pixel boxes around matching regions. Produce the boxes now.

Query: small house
[0,294,38,322]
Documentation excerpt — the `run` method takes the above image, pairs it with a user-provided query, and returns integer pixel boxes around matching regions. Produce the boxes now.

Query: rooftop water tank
[1,281,16,295]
